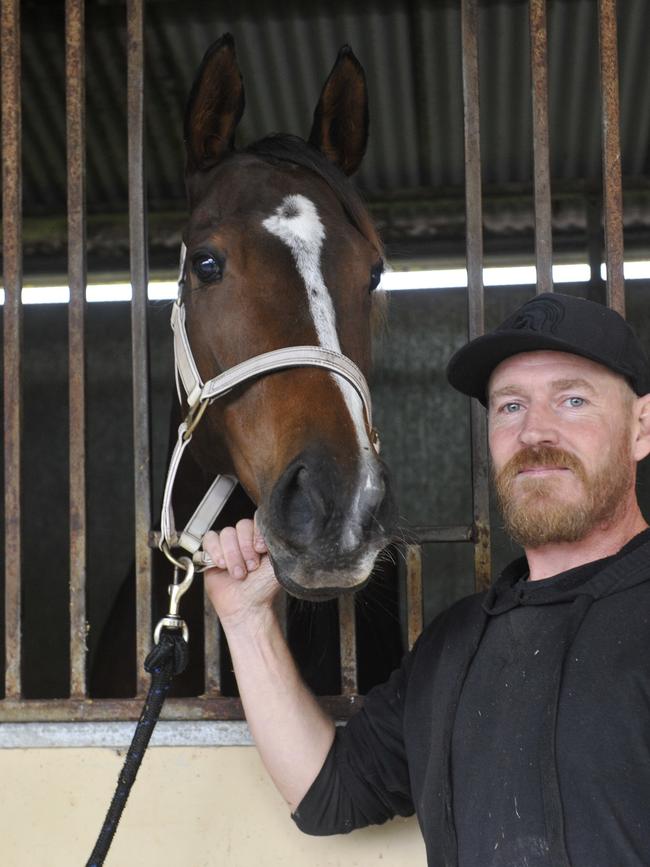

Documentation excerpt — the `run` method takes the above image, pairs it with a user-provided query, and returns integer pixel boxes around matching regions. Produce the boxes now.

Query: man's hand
[203,518,280,629]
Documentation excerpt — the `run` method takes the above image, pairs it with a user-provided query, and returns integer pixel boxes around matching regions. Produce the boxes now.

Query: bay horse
[173,33,395,600]
[91,34,403,698]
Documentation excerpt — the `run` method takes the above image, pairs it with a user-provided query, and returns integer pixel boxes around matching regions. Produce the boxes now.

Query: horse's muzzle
[261,445,396,597]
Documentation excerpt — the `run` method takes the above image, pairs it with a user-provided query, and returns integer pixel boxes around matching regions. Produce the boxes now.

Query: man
[203,292,650,867]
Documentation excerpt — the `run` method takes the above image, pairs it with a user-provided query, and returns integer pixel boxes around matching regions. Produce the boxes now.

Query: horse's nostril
[270,460,332,550]
[268,450,395,556]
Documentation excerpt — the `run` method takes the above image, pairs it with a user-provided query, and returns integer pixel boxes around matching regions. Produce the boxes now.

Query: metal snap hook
[153,556,195,644]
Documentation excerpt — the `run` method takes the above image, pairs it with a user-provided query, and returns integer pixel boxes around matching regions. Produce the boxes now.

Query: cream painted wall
[1,745,427,866]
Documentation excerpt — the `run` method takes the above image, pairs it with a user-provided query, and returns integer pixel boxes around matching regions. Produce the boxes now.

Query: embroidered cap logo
[510,297,566,334]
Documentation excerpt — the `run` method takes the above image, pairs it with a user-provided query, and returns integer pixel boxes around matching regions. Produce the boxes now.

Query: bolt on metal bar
[338,594,358,696]
[598,0,625,316]
[2,0,23,701]
[529,0,553,295]
[65,0,88,700]
[127,0,153,694]
[461,0,491,593]
[405,545,423,650]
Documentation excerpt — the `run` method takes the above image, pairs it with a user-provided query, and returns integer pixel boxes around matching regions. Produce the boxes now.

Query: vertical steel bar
[66,0,87,700]
[338,594,358,696]
[203,589,221,695]
[127,0,152,694]
[598,0,625,315]
[529,0,553,295]
[405,545,423,650]
[461,0,491,593]
[2,0,23,700]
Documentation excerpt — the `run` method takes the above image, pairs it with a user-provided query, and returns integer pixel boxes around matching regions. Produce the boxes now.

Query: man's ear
[632,393,650,461]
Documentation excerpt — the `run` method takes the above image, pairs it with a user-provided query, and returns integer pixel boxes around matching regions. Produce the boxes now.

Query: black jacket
[292,534,650,866]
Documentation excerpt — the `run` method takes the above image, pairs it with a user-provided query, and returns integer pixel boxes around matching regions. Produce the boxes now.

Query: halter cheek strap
[159,244,378,570]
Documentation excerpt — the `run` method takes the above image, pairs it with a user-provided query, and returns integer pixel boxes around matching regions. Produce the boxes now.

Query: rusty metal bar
[338,594,358,696]
[461,0,491,593]
[598,0,625,315]
[65,0,87,700]
[127,0,152,694]
[203,589,221,695]
[529,0,553,295]
[2,0,23,700]
[405,545,423,650]
[0,694,362,723]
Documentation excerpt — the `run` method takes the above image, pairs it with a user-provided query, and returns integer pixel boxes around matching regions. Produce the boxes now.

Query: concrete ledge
[0,720,254,749]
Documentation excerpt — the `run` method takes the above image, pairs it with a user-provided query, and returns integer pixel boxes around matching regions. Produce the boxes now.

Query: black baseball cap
[446,292,650,406]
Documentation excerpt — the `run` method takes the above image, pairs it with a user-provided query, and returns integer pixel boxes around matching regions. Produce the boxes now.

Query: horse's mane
[244,134,383,256]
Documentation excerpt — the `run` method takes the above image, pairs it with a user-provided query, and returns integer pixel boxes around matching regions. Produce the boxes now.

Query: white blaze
[262,194,369,450]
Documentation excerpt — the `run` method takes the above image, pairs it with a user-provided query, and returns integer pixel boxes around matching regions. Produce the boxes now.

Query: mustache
[495,445,588,486]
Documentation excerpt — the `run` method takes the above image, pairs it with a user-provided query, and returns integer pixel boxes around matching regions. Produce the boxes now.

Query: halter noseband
[159,244,378,570]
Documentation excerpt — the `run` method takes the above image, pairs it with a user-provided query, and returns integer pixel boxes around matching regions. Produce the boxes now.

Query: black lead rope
[86,551,197,867]
[86,629,189,867]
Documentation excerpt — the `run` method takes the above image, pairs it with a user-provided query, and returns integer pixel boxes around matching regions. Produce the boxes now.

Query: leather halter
[159,243,377,570]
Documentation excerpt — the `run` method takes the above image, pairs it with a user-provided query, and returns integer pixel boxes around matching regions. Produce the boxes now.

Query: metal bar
[598,0,625,315]
[203,588,221,695]
[405,545,423,650]
[127,0,152,694]
[65,0,87,700]
[461,0,491,593]
[151,526,476,550]
[338,594,358,696]
[529,0,553,294]
[406,525,474,544]
[2,0,23,700]
[0,694,362,723]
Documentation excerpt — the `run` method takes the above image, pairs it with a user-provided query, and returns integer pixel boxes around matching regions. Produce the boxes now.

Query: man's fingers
[203,530,227,570]
[236,519,258,571]
[218,526,247,580]
[203,521,267,579]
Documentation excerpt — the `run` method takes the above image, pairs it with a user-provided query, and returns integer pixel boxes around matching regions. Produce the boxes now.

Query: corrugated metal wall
[12,0,650,271]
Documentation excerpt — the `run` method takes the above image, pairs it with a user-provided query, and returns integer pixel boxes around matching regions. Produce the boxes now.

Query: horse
[90,34,403,697]
[174,33,395,599]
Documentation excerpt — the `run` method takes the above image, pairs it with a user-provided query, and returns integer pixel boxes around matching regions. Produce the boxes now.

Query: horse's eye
[369,262,384,293]
[192,253,223,284]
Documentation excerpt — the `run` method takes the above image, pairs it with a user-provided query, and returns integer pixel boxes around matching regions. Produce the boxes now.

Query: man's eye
[503,402,521,413]
[192,253,223,284]
[566,397,585,408]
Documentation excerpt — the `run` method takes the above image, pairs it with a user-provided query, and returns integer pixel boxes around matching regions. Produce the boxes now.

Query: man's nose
[517,404,559,447]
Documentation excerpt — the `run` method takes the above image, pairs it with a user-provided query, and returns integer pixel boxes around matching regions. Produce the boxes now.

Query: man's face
[488,351,637,548]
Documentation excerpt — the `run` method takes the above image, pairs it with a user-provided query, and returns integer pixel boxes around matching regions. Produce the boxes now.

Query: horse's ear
[308,46,369,177]
[184,33,245,173]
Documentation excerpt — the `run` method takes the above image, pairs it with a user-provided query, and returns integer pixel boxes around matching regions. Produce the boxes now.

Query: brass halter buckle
[153,555,195,644]
[182,399,209,441]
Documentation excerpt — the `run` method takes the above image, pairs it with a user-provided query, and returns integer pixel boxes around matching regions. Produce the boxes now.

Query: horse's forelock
[243,134,383,256]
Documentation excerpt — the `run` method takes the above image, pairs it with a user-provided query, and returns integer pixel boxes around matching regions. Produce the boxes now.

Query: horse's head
[180,34,395,600]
